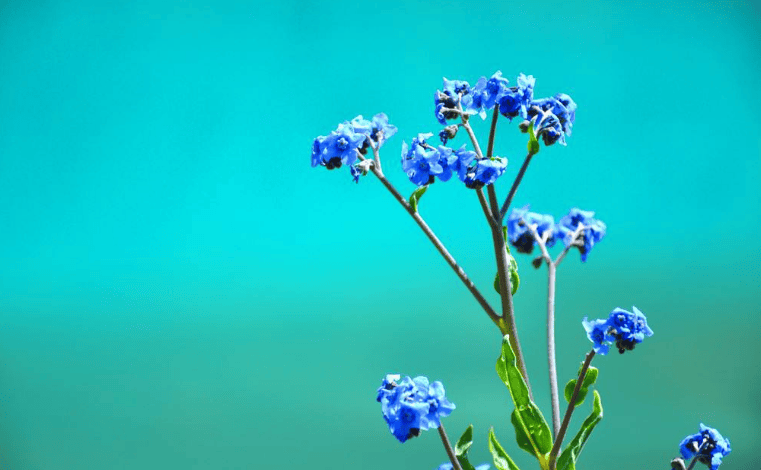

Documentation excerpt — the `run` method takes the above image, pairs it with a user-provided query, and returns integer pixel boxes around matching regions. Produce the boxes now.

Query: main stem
[462,116,532,397]
[368,165,502,328]
[438,423,463,470]
[549,350,596,470]
[547,261,560,438]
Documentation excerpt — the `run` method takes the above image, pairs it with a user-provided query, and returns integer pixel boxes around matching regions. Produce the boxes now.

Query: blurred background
[1,0,759,468]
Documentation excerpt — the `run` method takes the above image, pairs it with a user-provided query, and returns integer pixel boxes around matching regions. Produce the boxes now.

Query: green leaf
[557,390,604,470]
[409,185,428,213]
[527,122,540,156]
[494,230,520,296]
[496,336,553,464]
[455,425,477,470]
[563,366,599,407]
[488,428,522,470]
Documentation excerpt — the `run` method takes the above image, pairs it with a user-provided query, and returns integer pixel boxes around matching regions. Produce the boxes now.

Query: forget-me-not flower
[377,374,455,443]
[679,424,731,470]
[582,306,653,355]
[401,133,443,186]
[498,73,535,121]
[467,71,510,119]
[506,205,558,254]
[435,78,473,125]
[557,208,606,262]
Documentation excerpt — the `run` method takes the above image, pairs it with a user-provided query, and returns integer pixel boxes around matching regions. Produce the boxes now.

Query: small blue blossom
[401,133,443,186]
[435,146,459,182]
[498,73,535,121]
[506,205,558,254]
[467,71,510,119]
[311,122,366,170]
[582,306,653,355]
[557,208,606,262]
[527,93,577,146]
[377,374,455,443]
[449,145,477,182]
[679,424,731,470]
[462,156,508,189]
[350,113,399,153]
[435,78,473,125]
[438,464,490,470]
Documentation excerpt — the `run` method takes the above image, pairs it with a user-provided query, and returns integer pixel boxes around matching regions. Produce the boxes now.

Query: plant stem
[499,153,534,222]
[490,221,532,398]
[461,118,532,397]
[438,423,463,470]
[548,349,596,470]
[367,163,503,329]
[547,261,560,437]
[486,107,500,159]
[685,441,708,470]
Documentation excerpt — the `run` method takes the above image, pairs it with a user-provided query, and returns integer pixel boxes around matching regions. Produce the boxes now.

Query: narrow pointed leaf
[455,425,477,470]
[527,122,540,155]
[563,366,598,407]
[494,232,519,296]
[557,390,604,470]
[409,185,428,213]
[488,428,522,470]
[496,336,553,462]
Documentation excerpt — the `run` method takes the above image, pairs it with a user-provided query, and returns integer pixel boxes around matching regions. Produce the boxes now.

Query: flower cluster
[311,113,398,182]
[506,205,559,254]
[678,424,731,470]
[376,374,455,443]
[582,306,653,355]
[438,464,489,470]
[400,134,506,189]
[433,72,575,147]
[506,206,605,261]
[557,208,606,262]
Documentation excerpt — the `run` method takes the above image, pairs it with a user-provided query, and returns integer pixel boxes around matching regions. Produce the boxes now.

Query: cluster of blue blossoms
[582,307,654,355]
[677,424,731,470]
[400,133,506,189]
[434,71,576,146]
[376,374,455,443]
[437,464,489,470]
[311,113,398,182]
[506,206,607,262]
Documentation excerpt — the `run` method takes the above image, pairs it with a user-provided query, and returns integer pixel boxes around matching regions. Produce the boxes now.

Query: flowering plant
[311,71,730,470]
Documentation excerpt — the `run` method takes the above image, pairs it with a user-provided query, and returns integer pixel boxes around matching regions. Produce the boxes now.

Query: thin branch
[367,164,503,328]
[548,350,596,470]
[438,423,463,470]
[498,153,534,222]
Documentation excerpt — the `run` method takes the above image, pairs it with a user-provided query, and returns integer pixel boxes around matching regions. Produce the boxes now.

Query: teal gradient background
[1,0,760,468]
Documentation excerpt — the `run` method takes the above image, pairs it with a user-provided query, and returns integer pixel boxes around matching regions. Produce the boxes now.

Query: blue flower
[498,73,535,121]
[462,156,508,189]
[311,121,369,170]
[467,71,510,119]
[527,93,577,146]
[582,306,653,355]
[438,464,490,470]
[401,133,443,186]
[557,208,606,262]
[435,145,460,183]
[679,424,731,470]
[449,145,477,182]
[506,205,558,254]
[350,113,398,153]
[435,78,472,125]
[377,374,456,443]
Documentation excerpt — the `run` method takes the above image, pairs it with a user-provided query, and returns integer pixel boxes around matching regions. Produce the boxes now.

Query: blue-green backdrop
[1,0,759,468]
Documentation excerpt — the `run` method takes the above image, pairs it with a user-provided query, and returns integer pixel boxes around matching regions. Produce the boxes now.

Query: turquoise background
[1,0,760,468]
